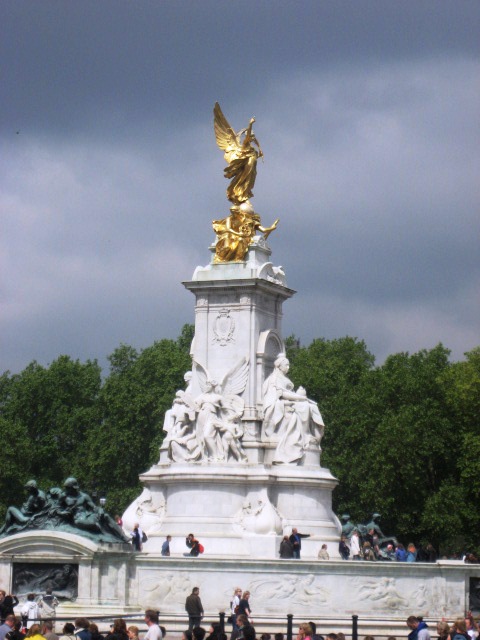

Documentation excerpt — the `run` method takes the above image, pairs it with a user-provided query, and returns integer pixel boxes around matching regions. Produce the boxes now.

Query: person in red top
[186,534,200,556]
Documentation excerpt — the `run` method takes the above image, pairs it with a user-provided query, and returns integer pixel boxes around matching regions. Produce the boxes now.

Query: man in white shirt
[350,530,361,560]
[144,610,162,640]
[21,594,39,630]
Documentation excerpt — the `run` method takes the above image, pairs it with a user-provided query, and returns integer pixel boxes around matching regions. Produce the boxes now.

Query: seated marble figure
[262,354,324,464]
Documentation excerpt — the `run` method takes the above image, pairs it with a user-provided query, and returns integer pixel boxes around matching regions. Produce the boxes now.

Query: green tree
[0,357,102,517]
[82,331,192,515]
[0,356,102,483]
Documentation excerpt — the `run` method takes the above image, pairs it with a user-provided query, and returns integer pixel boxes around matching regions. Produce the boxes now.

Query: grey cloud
[1,1,479,373]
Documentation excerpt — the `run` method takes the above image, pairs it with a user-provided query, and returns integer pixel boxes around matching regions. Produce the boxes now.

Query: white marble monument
[122,239,342,558]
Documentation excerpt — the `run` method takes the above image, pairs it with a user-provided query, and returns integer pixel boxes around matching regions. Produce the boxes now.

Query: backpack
[198,543,204,554]
[142,531,148,543]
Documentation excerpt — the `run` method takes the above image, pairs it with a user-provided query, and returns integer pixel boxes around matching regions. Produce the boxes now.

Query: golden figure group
[213,103,278,263]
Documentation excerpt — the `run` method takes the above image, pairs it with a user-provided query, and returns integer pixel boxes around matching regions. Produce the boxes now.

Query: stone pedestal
[0,531,136,615]
[123,238,341,558]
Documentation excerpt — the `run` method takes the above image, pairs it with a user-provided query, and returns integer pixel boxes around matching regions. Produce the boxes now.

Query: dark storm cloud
[2,0,479,137]
[1,1,479,373]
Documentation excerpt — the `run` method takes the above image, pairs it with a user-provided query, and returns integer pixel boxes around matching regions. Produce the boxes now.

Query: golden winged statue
[213,102,263,205]
[212,103,278,263]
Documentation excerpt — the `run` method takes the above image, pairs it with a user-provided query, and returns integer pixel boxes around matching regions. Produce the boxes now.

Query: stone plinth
[123,239,342,558]
[1,533,479,636]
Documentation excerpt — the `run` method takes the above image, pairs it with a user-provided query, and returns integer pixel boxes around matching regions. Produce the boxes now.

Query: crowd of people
[335,533,478,564]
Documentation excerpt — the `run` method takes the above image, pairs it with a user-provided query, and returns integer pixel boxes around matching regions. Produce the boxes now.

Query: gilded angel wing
[193,360,210,393]
[214,102,240,154]
[220,357,249,397]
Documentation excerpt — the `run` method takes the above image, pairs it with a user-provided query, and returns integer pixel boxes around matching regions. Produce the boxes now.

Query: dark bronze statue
[339,512,398,559]
[0,478,129,545]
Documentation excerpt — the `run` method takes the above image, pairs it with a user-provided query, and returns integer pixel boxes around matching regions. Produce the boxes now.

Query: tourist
[40,622,58,640]
[88,625,102,640]
[161,535,172,556]
[126,627,139,640]
[466,615,478,640]
[338,536,350,560]
[364,529,375,547]
[406,616,430,640]
[181,632,192,640]
[237,592,252,623]
[308,622,323,640]
[318,544,330,560]
[144,610,161,640]
[407,544,417,562]
[0,616,16,640]
[106,620,128,640]
[279,536,293,558]
[38,591,59,624]
[395,544,407,562]
[436,622,450,640]
[230,587,242,635]
[25,626,45,640]
[297,624,313,640]
[58,624,75,640]
[185,588,204,630]
[260,635,271,640]
[363,636,375,640]
[274,634,284,640]
[130,523,145,552]
[0,593,19,624]
[5,618,25,640]
[449,619,469,640]
[384,544,396,561]
[350,530,361,560]
[73,620,90,640]
[206,624,225,640]
[186,534,201,557]
[425,544,437,562]
[192,629,206,640]
[362,541,375,561]
[235,616,253,640]
[289,528,310,559]
[21,596,39,631]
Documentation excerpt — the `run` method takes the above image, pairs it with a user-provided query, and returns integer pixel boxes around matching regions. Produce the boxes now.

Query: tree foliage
[0,327,478,554]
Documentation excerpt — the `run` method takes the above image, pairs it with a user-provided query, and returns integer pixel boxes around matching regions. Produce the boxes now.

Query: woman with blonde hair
[25,625,45,640]
[127,627,139,640]
[436,621,450,640]
[297,624,313,640]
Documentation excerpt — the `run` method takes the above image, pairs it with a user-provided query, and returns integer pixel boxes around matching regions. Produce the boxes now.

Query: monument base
[1,532,478,638]
[122,456,341,559]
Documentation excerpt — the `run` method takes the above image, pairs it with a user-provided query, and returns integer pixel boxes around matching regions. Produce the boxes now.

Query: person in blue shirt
[289,528,310,559]
[395,543,407,562]
[161,535,172,556]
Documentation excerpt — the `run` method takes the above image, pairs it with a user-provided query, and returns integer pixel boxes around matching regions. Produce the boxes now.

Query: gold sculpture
[212,103,278,263]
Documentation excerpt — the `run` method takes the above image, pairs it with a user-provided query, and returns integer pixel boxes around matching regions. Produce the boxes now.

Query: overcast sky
[1,0,479,374]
